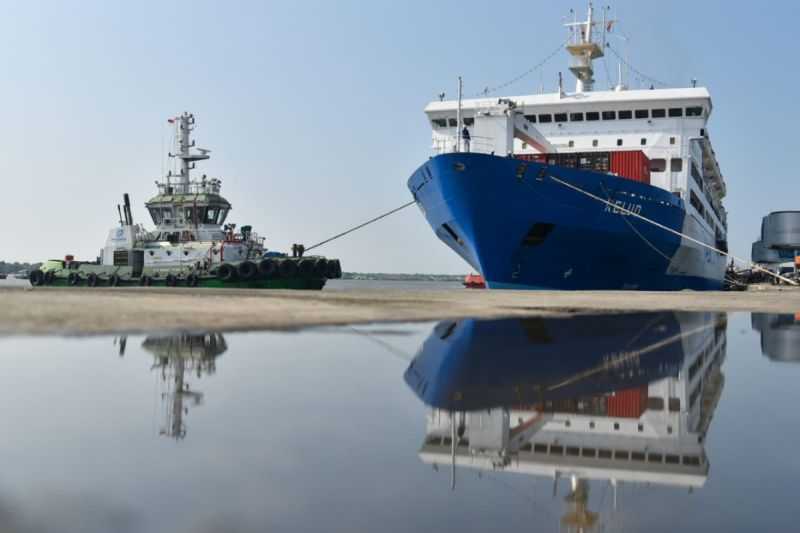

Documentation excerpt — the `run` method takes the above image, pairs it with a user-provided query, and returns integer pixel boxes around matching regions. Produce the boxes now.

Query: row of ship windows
[523,442,703,467]
[431,107,704,128]
[525,106,704,124]
[561,136,679,149]
[424,437,703,466]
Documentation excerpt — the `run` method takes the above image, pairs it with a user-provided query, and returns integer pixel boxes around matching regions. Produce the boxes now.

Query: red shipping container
[606,386,647,418]
[610,151,650,184]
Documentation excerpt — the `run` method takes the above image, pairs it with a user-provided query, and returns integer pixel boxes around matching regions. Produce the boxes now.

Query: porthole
[166,250,172,256]
[148,251,154,256]
[183,251,189,256]
[592,139,598,147]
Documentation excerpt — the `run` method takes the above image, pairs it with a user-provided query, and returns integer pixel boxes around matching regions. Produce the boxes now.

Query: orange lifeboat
[463,273,486,289]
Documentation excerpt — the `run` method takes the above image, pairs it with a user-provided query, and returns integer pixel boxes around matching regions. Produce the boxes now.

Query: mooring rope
[546,173,798,286]
[304,200,416,253]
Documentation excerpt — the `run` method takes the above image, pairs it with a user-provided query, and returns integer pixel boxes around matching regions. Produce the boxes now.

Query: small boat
[463,273,486,289]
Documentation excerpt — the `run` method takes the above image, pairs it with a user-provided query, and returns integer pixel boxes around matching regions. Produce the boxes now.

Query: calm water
[0,312,798,532]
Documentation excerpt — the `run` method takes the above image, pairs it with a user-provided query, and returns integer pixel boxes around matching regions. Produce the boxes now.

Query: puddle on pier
[0,311,798,532]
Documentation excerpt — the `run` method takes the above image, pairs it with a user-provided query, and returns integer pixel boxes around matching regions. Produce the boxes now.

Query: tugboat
[29,112,341,289]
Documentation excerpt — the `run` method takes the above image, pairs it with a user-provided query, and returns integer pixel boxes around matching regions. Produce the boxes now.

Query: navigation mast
[565,3,607,93]
[169,112,210,193]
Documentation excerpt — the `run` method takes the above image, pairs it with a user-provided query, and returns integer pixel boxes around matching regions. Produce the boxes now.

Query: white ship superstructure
[100,112,263,273]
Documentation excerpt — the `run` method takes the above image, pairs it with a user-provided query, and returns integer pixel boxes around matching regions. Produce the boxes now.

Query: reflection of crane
[115,333,227,440]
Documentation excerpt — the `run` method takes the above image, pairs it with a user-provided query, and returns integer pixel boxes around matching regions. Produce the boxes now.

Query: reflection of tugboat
[118,332,226,440]
[407,311,727,524]
[29,112,342,289]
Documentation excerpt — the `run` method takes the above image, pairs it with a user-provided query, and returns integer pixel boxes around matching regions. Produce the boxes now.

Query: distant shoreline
[341,272,464,282]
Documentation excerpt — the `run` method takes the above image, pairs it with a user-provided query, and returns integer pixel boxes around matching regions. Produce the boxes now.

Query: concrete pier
[2,285,799,336]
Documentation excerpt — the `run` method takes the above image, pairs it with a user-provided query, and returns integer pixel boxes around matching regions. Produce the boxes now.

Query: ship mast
[565,3,607,93]
[169,112,210,194]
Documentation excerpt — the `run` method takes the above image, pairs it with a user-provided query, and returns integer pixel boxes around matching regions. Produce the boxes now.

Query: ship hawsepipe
[408,152,726,290]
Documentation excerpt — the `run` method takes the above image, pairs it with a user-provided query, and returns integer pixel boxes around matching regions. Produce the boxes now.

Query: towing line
[547,173,798,286]
[304,200,416,253]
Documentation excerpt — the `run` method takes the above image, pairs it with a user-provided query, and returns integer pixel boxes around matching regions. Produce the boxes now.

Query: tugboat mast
[170,112,210,193]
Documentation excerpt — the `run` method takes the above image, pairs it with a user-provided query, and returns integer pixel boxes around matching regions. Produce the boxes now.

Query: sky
[1,0,798,274]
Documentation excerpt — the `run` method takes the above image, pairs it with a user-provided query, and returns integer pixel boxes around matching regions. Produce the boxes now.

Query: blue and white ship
[408,4,727,290]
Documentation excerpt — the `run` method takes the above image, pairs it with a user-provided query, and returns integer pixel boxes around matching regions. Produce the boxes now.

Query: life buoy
[238,261,257,280]
[217,263,236,282]
[29,270,45,287]
[278,259,298,278]
[68,272,81,286]
[258,258,278,279]
[109,274,121,287]
[298,258,314,277]
[87,273,99,287]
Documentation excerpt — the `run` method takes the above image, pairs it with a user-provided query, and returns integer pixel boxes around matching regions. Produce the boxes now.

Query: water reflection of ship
[117,333,227,440]
[405,312,727,529]
[751,313,800,362]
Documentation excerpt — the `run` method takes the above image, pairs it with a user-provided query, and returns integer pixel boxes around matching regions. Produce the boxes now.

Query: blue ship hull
[404,313,687,411]
[408,153,725,290]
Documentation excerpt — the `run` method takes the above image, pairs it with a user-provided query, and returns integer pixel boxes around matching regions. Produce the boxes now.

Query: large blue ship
[408,5,727,290]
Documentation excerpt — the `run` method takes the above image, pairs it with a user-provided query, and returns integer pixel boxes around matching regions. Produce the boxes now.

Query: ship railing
[155,179,222,196]
[432,135,497,156]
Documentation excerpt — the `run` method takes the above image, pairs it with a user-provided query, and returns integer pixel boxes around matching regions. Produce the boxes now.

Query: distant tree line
[0,261,41,275]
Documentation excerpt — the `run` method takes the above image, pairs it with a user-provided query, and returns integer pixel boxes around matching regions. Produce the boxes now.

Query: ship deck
[1,285,798,336]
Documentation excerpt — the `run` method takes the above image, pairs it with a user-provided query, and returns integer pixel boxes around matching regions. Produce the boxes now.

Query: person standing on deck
[461,126,471,153]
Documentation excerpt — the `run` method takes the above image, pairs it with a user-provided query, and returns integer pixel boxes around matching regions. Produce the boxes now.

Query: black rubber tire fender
[109,274,121,287]
[68,272,81,286]
[43,271,55,285]
[29,270,45,287]
[217,263,237,282]
[326,259,342,279]
[87,273,99,287]
[298,258,315,277]
[258,259,278,279]
[238,261,258,281]
[312,258,328,278]
[278,259,298,278]
[140,276,152,287]
[186,274,199,287]
[165,274,178,287]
